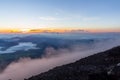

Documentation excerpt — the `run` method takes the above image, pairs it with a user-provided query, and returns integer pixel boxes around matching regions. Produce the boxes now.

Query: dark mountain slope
[26,46,120,80]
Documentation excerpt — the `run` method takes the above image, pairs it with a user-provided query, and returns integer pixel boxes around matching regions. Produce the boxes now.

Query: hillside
[26,46,120,80]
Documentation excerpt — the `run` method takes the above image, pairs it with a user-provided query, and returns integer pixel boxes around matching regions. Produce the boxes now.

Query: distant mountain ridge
[26,46,120,80]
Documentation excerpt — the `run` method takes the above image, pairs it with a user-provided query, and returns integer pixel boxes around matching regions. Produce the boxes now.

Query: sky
[0,0,120,32]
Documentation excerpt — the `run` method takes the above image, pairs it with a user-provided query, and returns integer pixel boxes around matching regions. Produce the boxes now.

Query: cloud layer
[0,37,120,80]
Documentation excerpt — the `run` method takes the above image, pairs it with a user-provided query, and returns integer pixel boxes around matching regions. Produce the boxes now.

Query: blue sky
[0,0,120,32]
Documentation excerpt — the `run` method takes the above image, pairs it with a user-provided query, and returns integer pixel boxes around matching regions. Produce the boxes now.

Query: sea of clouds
[0,32,119,80]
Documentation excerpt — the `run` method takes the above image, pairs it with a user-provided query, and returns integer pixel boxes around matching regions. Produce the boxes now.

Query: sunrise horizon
[0,0,120,33]
[0,27,120,33]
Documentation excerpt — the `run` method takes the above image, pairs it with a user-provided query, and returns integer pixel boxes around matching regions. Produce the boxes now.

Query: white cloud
[0,42,38,54]
[39,16,68,21]
[38,14,100,22]
[39,17,58,21]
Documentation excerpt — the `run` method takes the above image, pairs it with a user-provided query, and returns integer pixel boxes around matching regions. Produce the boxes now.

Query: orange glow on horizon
[0,28,83,33]
[87,28,120,33]
[0,28,119,33]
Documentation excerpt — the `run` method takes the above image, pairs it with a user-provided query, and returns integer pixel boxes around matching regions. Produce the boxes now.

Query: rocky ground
[26,46,120,80]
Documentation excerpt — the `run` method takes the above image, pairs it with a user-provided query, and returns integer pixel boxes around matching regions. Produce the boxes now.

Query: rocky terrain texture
[26,46,120,80]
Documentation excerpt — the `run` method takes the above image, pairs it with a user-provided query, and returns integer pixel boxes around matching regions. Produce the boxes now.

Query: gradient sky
[0,0,120,32]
